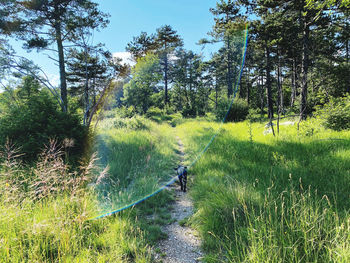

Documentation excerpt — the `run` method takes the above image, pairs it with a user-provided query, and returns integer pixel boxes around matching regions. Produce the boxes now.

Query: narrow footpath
[155,137,202,263]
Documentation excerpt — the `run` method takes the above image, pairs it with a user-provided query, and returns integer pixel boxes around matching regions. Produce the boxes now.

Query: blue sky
[9,0,221,85]
[94,0,219,54]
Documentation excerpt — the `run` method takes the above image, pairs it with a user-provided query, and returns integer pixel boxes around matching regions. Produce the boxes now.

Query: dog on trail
[174,165,187,192]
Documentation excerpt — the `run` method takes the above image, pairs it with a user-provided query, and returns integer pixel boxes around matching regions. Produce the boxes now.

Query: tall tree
[14,0,109,112]
[126,31,156,61]
[123,53,162,114]
[66,48,115,125]
[201,0,248,99]
[172,49,206,116]
[155,25,183,106]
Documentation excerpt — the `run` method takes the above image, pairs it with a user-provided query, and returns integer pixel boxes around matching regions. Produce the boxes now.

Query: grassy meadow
[93,114,180,217]
[176,118,350,262]
[1,112,350,262]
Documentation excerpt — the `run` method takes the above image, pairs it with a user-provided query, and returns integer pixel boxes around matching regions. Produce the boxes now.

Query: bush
[127,116,150,130]
[145,106,163,119]
[0,92,87,161]
[181,104,197,117]
[115,106,136,118]
[215,97,249,122]
[247,108,262,122]
[316,94,350,131]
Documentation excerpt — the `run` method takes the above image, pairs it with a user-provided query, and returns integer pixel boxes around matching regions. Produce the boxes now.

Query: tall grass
[0,115,179,262]
[177,119,350,262]
[93,115,180,217]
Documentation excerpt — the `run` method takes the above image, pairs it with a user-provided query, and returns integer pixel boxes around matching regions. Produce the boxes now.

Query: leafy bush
[215,97,249,122]
[247,108,262,122]
[127,116,150,130]
[116,106,136,118]
[181,106,196,118]
[145,106,163,119]
[316,94,350,131]
[0,92,87,161]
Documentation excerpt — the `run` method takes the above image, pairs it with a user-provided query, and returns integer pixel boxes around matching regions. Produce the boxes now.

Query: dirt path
[155,137,203,263]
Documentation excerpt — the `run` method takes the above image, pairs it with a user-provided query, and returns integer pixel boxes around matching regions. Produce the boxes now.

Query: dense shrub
[0,92,87,161]
[247,108,262,122]
[316,94,350,131]
[145,106,183,126]
[115,105,136,118]
[215,97,249,122]
[145,106,163,119]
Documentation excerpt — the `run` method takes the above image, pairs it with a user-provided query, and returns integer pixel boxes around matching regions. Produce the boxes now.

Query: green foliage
[247,108,262,122]
[0,90,87,161]
[123,53,162,114]
[116,105,137,118]
[145,106,164,119]
[215,97,249,122]
[316,94,350,131]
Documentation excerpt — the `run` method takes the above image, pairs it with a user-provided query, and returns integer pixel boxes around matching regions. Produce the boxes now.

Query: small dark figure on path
[175,165,187,192]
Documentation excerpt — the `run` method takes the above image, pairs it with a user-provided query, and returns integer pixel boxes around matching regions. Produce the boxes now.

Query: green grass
[3,112,349,262]
[93,115,180,217]
[0,193,153,262]
[176,118,350,262]
[0,114,179,262]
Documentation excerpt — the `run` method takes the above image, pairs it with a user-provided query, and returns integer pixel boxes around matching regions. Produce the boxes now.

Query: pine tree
[154,25,183,106]
[14,0,109,112]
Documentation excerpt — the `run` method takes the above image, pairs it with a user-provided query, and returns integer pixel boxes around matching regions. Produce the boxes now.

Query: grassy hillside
[177,119,350,262]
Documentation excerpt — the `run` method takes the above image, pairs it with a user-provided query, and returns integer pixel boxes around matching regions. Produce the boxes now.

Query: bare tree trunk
[164,52,169,106]
[300,17,309,120]
[55,22,67,112]
[291,58,297,107]
[259,74,264,116]
[265,42,273,120]
[246,68,250,105]
[227,37,233,98]
[83,46,89,125]
[277,50,282,134]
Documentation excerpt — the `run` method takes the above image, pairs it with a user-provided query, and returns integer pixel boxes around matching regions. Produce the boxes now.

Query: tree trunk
[84,47,89,125]
[164,52,169,106]
[346,10,349,93]
[227,37,233,98]
[291,58,297,107]
[277,50,282,134]
[215,74,218,109]
[259,74,264,115]
[300,17,309,120]
[55,22,68,112]
[265,42,273,119]
[246,68,250,105]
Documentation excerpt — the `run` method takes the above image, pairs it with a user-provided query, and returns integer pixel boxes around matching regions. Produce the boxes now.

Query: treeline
[121,22,248,118]
[120,0,349,123]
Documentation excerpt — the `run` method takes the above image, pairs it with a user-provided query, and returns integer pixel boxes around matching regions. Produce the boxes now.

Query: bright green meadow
[1,114,349,262]
[176,118,350,262]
